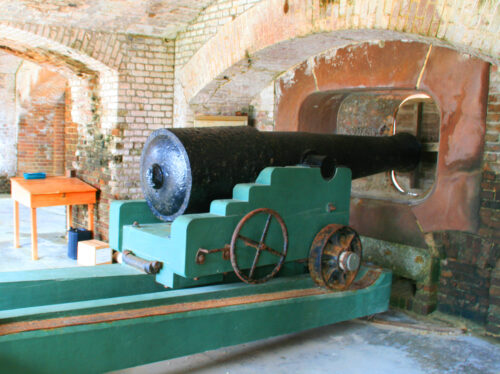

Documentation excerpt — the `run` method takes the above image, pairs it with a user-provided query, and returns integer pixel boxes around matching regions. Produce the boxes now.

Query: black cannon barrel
[140,126,421,221]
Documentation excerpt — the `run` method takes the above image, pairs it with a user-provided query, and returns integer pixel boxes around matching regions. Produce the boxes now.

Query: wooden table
[11,177,97,260]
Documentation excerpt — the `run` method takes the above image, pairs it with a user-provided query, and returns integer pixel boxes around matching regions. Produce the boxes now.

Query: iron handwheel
[308,224,362,290]
[230,208,288,284]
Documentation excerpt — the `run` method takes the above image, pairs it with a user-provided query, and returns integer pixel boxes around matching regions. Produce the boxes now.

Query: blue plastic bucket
[67,227,92,260]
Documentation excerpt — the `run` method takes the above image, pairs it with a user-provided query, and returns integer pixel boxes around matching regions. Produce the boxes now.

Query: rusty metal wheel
[308,224,362,290]
[230,208,288,284]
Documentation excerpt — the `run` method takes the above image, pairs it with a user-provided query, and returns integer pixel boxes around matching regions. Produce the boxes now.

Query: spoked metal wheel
[230,208,288,284]
[308,224,362,290]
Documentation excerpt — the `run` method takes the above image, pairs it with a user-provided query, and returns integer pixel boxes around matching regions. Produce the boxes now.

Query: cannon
[0,126,422,373]
[105,125,421,289]
[141,126,420,221]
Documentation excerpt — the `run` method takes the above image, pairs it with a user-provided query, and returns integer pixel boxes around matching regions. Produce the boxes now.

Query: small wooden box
[77,240,112,266]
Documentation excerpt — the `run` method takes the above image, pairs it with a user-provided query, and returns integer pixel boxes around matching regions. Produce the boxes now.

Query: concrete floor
[0,195,498,373]
[0,194,77,271]
[113,312,500,374]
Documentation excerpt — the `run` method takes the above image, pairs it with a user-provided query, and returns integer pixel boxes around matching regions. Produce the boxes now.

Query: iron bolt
[196,253,206,264]
[339,251,360,272]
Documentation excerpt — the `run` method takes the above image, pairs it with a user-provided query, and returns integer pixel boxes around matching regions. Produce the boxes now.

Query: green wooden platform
[0,266,391,373]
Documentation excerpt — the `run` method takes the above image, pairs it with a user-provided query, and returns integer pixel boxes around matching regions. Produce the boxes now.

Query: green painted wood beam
[0,265,164,311]
[0,270,391,374]
[0,274,316,324]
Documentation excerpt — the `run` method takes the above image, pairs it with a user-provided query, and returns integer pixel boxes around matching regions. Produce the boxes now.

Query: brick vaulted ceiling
[0,0,215,38]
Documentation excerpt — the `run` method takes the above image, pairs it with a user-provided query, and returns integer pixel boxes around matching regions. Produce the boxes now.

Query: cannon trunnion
[141,126,421,221]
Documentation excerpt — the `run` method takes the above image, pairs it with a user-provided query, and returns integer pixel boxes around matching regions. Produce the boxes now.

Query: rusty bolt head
[326,203,336,212]
[222,244,231,260]
[196,253,205,264]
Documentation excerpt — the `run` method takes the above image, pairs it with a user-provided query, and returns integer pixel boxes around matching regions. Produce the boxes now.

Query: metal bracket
[195,244,230,265]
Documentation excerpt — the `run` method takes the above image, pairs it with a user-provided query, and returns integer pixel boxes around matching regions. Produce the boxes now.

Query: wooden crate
[77,240,112,266]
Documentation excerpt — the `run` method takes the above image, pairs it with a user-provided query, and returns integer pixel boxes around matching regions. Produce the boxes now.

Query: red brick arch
[0,23,119,129]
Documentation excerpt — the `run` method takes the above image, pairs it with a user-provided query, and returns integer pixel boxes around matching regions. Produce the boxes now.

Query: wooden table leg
[31,208,38,260]
[67,205,73,230]
[88,204,94,236]
[13,200,20,248]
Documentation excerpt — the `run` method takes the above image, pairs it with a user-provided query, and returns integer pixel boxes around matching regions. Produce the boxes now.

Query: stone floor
[112,311,500,374]
[0,195,498,373]
[0,194,77,272]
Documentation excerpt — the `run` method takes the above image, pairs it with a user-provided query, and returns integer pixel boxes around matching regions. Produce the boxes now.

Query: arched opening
[0,53,77,190]
[0,25,119,267]
[297,89,440,202]
[390,93,440,199]
[0,52,83,268]
[15,61,75,178]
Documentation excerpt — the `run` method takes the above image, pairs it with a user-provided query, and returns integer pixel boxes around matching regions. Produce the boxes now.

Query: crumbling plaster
[0,52,22,177]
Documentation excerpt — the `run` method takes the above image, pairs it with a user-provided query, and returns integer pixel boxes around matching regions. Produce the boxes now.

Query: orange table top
[11,176,97,195]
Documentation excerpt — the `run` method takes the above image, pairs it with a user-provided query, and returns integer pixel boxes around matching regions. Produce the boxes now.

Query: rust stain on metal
[230,208,288,284]
[349,199,428,248]
[327,203,336,212]
[196,244,230,264]
[351,267,381,289]
[0,270,381,337]
[308,224,363,291]
[414,255,424,264]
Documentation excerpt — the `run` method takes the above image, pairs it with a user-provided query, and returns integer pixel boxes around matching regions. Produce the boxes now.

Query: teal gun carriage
[112,165,355,288]
[0,127,420,373]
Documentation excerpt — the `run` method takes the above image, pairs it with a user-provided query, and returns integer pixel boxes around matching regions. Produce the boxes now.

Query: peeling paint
[304,56,316,76]
[279,68,296,89]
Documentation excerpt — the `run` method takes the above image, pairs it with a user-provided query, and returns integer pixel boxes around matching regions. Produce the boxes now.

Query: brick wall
[482,65,500,334]
[0,72,16,193]
[481,66,500,241]
[175,0,261,68]
[16,63,67,176]
[71,35,176,239]
[111,35,175,199]
[0,53,21,193]
[435,231,497,323]
[434,65,500,332]
[251,82,274,131]
[0,23,176,239]
[487,259,500,335]
[64,86,77,171]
